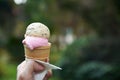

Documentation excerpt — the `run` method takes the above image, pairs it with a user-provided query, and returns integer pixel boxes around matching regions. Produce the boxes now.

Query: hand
[17,60,52,80]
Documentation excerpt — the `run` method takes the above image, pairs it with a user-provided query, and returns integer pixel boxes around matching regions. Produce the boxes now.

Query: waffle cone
[24,43,51,61]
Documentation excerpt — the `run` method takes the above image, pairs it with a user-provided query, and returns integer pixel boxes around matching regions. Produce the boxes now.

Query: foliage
[6,37,24,63]
[57,0,120,36]
[58,35,120,80]
[0,0,15,47]
[0,64,17,80]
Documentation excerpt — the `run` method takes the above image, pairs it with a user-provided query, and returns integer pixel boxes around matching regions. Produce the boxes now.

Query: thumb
[33,61,45,73]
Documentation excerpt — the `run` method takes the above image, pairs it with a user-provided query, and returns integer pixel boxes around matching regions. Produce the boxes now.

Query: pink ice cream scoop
[22,36,48,50]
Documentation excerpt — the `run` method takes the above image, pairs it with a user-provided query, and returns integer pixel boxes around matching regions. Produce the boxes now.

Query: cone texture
[24,43,51,61]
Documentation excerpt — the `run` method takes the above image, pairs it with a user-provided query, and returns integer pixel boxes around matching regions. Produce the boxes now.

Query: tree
[0,0,15,47]
[58,35,120,80]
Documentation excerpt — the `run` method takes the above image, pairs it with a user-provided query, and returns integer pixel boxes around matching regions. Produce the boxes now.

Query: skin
[17,60,52,80]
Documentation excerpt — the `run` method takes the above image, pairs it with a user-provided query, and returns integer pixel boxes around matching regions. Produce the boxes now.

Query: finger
[46,70,52,78]
[17,72,34,80]
[17,61,26,72]
[43,70,52,80]
[17,60,26,80]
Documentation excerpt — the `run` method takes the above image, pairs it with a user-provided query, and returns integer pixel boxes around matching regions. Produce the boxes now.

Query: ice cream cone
[24,43,51,61]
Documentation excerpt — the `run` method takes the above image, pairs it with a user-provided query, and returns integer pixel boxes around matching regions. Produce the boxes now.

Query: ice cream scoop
[25,22,50,39]
[22,36,48,50]
[23,22,50,50]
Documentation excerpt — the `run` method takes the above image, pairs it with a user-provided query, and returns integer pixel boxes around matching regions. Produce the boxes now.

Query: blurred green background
[0,0,120,80]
